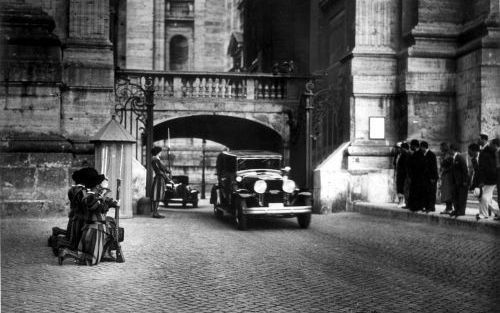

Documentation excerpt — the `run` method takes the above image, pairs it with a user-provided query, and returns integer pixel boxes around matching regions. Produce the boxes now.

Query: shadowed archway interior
[153,115,283,152]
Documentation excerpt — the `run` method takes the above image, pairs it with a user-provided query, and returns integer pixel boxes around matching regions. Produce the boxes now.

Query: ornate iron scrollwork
[114,76,154,128]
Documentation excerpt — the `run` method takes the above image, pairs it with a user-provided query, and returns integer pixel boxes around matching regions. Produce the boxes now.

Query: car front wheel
[297,213,311,229]
[235,199,248,230]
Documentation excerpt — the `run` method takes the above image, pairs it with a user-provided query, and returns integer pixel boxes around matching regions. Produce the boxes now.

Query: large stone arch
[153,114,285,153]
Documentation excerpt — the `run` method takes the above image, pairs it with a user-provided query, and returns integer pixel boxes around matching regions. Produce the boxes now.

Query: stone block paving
[2,200,500,312]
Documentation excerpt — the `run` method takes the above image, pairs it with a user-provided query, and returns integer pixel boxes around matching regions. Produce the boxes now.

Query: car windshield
[237,158,281,171]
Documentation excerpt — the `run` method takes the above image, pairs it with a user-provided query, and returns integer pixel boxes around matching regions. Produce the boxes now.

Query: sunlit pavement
[2,199,499,312]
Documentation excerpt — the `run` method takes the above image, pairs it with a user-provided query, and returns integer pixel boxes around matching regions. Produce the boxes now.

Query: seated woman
[58,168,118,265]
[48,168,88,255]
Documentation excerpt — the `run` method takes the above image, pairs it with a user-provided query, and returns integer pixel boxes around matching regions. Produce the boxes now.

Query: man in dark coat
[468,143,480,192]
[420,141,438,212]
[393,142,409,207]
[476,137,499,220]
[407,139,426,212]
[449,144,468,217]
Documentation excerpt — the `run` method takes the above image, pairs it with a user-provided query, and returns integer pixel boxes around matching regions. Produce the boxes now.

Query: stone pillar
[126,0,154,69]
[62,0,115,141]
[346,0,401,203]
[399,0,461,147]
[153,0,165,70]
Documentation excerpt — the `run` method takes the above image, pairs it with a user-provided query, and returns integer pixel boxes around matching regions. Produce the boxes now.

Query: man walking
[449,144,468,217]
[407,139,426,212]
[421,141,438,212]
[476,137,500,220]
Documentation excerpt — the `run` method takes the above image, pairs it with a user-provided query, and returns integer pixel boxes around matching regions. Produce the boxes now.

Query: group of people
[393,134,500,220]
[48,167,120,265]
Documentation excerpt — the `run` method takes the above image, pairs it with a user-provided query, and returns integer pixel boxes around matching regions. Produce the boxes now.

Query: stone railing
[115,69,307,101]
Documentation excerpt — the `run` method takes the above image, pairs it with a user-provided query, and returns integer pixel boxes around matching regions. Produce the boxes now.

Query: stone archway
[153,114,284,153]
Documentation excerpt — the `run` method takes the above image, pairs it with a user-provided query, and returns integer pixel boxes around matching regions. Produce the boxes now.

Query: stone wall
[0,1,115,217]
[0,152,93,217]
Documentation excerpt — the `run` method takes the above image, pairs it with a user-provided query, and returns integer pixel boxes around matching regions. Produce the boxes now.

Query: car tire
[297,213,311,229]
[214,206,223,219]
[235,199,248,230]
[297,198,312,229]
[192,199,198,208]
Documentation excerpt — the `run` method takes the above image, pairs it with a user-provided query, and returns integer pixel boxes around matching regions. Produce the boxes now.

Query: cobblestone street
[2,200,500,312]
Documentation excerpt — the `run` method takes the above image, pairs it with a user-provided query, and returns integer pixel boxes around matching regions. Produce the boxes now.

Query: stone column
[62,0,115,141]
[399,0,461,147]
[153,0,165,70]
[346,0,401,203]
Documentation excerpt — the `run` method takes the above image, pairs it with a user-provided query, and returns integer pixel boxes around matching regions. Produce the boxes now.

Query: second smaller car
[163,175,199,208]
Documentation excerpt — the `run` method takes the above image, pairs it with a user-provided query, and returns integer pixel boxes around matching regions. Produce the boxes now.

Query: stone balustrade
[116,69,307,101]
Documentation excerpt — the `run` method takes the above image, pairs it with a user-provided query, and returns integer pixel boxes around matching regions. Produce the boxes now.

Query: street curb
[350,202,500,235]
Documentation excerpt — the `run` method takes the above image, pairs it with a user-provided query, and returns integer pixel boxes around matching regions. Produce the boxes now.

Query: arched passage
[153,115,284,152]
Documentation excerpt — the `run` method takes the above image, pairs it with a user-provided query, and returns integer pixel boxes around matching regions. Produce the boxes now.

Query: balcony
[115,69,307,101]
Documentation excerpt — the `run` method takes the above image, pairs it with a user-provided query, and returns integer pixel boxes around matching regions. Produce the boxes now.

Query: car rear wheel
[235,199,248,230]
[192,199,198,208]
[214,206,223,219]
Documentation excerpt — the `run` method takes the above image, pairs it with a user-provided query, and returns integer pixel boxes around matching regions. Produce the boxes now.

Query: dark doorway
[169,35,189,70]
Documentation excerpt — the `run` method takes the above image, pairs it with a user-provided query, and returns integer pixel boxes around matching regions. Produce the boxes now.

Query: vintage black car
[164,175,199,208]
[210,150,312,230]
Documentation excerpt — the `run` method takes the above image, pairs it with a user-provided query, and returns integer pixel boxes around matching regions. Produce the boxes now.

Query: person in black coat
[449,144,468,217]
[393,142,410,207]
[476,137,500,220]
[407,139,426,211]
[420,141,438,212]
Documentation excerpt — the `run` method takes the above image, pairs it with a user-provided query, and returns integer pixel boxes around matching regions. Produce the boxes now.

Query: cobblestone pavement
[2,200,500,313]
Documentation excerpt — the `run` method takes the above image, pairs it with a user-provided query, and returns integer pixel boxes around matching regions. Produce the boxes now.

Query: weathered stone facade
[1,0,114,217]
[244,0,500,211]
[125,0,240,71]
[308,0,500,212]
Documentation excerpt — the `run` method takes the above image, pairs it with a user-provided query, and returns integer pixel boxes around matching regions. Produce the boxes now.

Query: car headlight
[236,176,242,182]
[282,179,296,193]
[253,180,267,194]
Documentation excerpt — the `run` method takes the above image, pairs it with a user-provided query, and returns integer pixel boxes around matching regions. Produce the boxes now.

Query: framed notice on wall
[369,117,385,140]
